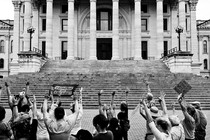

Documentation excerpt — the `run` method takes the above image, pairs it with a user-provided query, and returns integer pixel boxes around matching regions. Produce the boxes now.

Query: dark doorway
[142,41,148,60]
[97,38,112,60]
[61,41,67,60]
[42,41,46,57]
[164,41,168,57]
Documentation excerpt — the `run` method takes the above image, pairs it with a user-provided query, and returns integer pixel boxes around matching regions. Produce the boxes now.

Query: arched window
[0,40,4,53]
[11,40,13,53]
[204,59,208,70]
[0,59,4,68]
[203,40,207,54]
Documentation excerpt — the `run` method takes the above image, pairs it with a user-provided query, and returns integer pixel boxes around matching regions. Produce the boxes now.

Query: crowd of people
[0,81,208,140]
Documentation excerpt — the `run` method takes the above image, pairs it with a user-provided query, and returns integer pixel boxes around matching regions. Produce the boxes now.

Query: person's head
[54,107,65,120]
[109,118,119,128]
[74,129,93,140]
[169,115,180,126]
[21,104,30,113]
[93,114,108,132]
[150,106,161,119]
[187,104,196,117]
[191,101,201,110]
[155,116,171,133]
[120,101,128,112]
[146,92,153,101]
[0,106,6,121]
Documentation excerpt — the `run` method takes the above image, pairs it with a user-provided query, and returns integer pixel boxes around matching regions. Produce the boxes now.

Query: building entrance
[97,38,112,60]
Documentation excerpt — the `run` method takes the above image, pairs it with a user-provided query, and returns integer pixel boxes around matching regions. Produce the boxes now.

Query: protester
[141,97,172,140]
[70,129,93,140]
[0,105,12,140]
[92,114,113,140]
[107,118,122,140]
[190,101,207,140]
[117,88,130,140]
[178,94,196,140]
[43,92,79,140]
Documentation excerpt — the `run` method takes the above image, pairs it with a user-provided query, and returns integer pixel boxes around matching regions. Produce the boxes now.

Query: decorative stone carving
[32,0,41,10]
[189,0,198,11]
[12,1,22,11]
[171,1,178,10]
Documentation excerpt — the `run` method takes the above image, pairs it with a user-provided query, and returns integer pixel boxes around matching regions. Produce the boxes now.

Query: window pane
[164,19,168,31]
[101,20,108,30]
[101,12,108,20]
[42,19,46,31]
[42,5,46,13]
[163,4,168,13]
[62,19,68,31]
[63,42,67,51]
[141,19,147,31]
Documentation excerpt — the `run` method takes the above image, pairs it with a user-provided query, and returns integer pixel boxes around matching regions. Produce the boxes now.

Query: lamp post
[27,26,35,51]
[175,25,183,51]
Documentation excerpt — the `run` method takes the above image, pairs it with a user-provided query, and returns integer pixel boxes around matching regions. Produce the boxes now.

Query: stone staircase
[0,60,210,110]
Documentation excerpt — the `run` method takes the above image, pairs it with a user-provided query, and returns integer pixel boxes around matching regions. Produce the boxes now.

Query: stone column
[134,0,142,60]
[89,0,97,60]
[12,0,21,63]
[67,0,75,59]
[46,0,53,58]
[112,0,119,60]
[171,2,178,49]
[23,0,32,51]
[178,0,186,51]
[156,0,164,58]
[4,35,10,73]
[189,1,199,62]
[32,1,39,50]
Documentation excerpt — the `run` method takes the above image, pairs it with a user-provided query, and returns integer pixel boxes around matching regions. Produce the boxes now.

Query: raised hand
[5,82,8,87]
[98,90,103,96]
[158,91,166,102]
[26,82,30,86]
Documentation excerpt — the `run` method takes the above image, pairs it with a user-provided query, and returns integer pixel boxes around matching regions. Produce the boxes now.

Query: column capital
[47,0,53,2]
[189,0,198,11]
[156,0,163,2]
[90,0,96,2]
[113,0,119,2]
[68,0,74,2]
[12,1,22,11]
[5,35,10,41]
[135,0,141,2]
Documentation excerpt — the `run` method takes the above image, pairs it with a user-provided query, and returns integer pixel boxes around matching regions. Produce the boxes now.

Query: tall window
[204,59,208,70]
[0,40,4,53]
[97,9,112,31]
[61,41,67,60]
[203,40,207,54]
[42,5,46,14]
[141,5,148,13]
[163,4,168,13]
[10,40,13,53]
[42,19,46,31]
[62,19,68,31]
[164,41,168,57]
[0,59,4,68]
[42,41,46,57]
[141,19,147,31]
[163,18,168,31]
[62,5,68,13]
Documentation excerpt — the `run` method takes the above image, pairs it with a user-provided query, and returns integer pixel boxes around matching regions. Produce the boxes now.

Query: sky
[0,0,209,20]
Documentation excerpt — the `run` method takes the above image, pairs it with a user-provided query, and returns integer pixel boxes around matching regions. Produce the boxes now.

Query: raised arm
[5,82,13,108]
[67,97,79,126]
[178,95,195,122]
[98,90,104,115]
[43,94,49,120]
[125,87,129,103]
[32,95,37,119]
[12,97,20,120]
[25,82,30,96]
[142,99,163,140]
[158,91,167,116]
[139,104,147,120]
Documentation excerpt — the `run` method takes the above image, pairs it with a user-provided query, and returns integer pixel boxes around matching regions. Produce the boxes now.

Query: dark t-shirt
[195,110,207,132]
[93,131,114,140]
[107,126,122,140]
[29,119,38,140]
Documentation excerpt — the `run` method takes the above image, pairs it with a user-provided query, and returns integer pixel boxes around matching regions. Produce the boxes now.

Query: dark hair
[187,105,196,116]
[109,118,119,128]
[156,118,170,131]
[120,103,128,112]
[21,104,30,113]
[71,103,75,113]
[54,107,65,120]
[93,114,108,130]
[0,106,6,121]
[76,129,93,140]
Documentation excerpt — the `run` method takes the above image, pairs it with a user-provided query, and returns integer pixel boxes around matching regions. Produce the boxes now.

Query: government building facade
[1,0,208,77]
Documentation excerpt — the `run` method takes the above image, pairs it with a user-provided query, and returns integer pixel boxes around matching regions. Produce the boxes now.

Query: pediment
[0,20,13,30]
[197,20,210,29]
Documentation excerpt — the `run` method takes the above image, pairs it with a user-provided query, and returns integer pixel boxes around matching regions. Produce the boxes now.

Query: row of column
[12,0,198,60]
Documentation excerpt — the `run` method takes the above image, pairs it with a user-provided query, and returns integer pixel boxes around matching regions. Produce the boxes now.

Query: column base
[67,56,75,60]
[134,57,142,60]
[112,56,120,60]
[89,56,97,60]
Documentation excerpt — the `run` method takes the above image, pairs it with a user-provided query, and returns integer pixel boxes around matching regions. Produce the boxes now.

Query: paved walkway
[4,109,210,140]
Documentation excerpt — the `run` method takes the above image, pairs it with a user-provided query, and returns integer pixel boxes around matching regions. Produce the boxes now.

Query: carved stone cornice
[32,0,41,10]
[12,1,22,11]
[189,0,198,11]
[171,1,178,10]
[90,0,96,2]
[156,0,163,2]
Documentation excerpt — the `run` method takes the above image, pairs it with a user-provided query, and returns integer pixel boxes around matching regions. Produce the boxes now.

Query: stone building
[197,19,210,77]
[0,0,202,76]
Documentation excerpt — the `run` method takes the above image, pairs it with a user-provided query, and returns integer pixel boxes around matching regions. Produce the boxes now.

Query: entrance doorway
[97,38,112,60]
[142,41,148,60]
[61,41,67,60]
